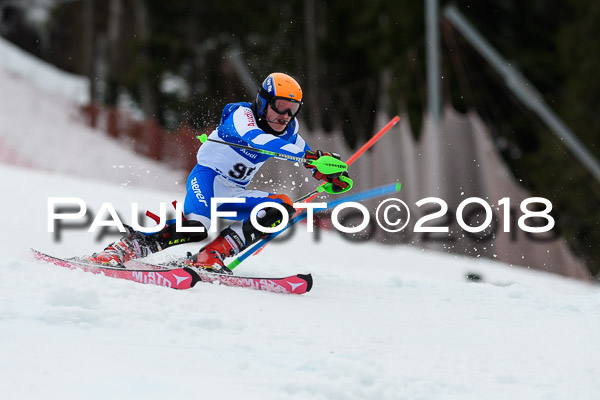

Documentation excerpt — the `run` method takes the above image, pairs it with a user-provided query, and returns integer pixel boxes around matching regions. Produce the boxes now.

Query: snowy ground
[0,37,185,191]
[2,164,600,400]
[1,35,600,400]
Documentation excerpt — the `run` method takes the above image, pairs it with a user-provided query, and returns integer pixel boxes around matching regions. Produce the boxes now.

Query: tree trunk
[83,0,96,105]
[134,0,156,119]
[304,0,321,130]
[105,0,123,105]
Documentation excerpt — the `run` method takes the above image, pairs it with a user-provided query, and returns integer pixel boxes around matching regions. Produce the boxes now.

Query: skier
[88,72,351,273]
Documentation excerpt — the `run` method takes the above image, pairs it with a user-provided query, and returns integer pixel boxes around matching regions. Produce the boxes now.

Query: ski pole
[295,116,400,202]
[226,181,402,270]
[250,115,401,257]
[197,134,347,176]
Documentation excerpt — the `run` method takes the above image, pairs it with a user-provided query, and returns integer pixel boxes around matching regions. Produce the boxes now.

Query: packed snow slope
[1,163,600,400]
[0,37,184,191]
[1,36,600,400]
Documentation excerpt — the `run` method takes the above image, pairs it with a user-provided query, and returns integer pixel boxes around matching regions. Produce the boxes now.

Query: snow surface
[0,37,185,191]
[2,163,600,400]
[0,34,88,105]
[1,35,600,400]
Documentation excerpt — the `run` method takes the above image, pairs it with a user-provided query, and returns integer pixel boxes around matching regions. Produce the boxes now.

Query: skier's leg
[231,193,296,247]
[143,164,219,249]
[185,187,295,273]
[87,225,163,267]
[88,165,215,266]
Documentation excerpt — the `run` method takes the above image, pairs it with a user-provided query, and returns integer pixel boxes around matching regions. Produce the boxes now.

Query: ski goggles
[270,98,302,117]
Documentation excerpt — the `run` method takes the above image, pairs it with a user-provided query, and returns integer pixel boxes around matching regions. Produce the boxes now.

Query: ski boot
[184,229,245,275]
[185,203,295,274]
[88,228,160,267]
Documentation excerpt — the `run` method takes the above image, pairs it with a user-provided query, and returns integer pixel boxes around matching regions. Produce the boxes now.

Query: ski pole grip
[308,155,347,175]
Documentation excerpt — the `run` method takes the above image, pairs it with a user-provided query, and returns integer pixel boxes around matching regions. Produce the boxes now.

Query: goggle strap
[258,87,274,103]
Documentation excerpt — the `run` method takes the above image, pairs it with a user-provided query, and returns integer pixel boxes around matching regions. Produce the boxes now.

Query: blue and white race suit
[183,102,310,236]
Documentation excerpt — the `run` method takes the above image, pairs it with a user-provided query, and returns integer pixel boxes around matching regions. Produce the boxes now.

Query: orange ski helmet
[254,72,303,119]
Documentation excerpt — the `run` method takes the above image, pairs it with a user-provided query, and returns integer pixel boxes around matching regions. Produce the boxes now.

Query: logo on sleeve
[243,109,256,127]
[190,177,208,207]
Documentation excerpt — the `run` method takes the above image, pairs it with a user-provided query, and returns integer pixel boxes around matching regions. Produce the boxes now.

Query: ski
[31,249,312,294]
[125,258,313,294]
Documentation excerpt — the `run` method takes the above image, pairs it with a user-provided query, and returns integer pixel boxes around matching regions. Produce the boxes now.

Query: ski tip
[395,182,402,192]
[197,134,208,143]
[297,273,313,293]
[30,248,40,260]
[30,248,46,261]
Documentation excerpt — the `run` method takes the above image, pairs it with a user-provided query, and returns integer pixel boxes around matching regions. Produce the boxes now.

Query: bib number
[229,163,255,180]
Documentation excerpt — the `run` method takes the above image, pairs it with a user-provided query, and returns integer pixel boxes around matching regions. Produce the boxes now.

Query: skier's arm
[227,107,306,159]
[245,130,306,160]
[293,131,311,153]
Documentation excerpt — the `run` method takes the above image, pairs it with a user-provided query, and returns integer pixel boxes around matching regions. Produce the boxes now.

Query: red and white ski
[31,249,312,294]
